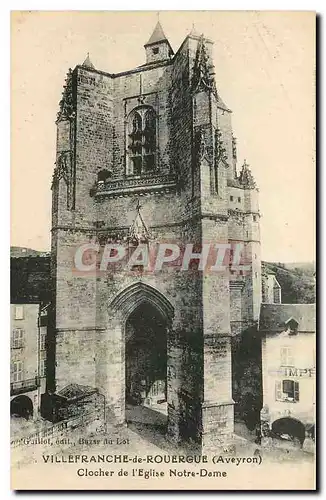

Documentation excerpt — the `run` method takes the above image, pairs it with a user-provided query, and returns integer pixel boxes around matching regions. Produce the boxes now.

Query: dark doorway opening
[10,395,33,420]
[125,302,167,431]
[272,417,306,446]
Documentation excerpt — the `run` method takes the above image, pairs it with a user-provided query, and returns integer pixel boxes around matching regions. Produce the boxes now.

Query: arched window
[97,169,112,183]
[127,107,156,175]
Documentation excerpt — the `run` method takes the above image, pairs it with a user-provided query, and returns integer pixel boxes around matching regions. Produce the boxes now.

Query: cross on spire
[190,22,200,37]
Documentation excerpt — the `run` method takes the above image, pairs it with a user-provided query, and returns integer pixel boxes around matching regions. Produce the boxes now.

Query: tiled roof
[259,303,316,333]
[57,384,97,401]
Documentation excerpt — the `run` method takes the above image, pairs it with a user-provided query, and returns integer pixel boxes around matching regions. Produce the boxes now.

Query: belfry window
[127,107,156,175]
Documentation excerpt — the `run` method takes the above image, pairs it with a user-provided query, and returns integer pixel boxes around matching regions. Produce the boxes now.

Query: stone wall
[51,30,262,451]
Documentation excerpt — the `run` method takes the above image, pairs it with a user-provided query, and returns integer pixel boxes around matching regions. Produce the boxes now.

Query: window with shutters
[12,361,23,382]
[280,346,294,366]
[12,328,24,349]
[275,379,299,402]
[127,107,157,176]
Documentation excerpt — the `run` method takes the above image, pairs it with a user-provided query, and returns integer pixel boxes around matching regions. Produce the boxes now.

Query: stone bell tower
[50,21,261,453]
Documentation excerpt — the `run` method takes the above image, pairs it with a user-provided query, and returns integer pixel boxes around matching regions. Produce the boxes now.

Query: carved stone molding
[194,127,211,168]
[215,128,228,166]
[192,35,217,97]
[93,173,176,198]
[232,135,237,160]
[56,69,76,123]
[53,68,76,209]
[52,151,75,210]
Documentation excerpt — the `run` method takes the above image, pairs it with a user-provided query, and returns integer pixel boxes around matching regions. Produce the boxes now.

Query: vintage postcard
[10,10,316,490]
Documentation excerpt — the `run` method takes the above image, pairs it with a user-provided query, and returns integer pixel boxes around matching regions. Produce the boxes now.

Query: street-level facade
[259,303,316,443]
[10,302,48,419]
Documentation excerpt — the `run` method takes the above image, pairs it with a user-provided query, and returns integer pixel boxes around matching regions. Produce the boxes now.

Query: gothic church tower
[50,21,261,452]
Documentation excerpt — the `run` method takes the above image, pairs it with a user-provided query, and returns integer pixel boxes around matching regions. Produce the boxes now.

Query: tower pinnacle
[239,160,256,189]
[82,52,95,70]
[189,23,200,37]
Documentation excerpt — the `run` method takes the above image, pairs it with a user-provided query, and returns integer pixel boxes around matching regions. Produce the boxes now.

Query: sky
[11,10,315,262]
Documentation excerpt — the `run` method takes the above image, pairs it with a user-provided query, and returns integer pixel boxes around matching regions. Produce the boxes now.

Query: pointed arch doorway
[106,282,174,432]
[125,302,168,427]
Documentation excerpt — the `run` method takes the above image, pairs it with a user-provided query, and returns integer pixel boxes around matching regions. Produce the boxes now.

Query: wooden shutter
[17,328,23,347]
[294,381,299,402]
[40,333,46,351]
[13,361,23,382]
[40,359,46,377]
[12,328,23,348]
[275,380,282,401]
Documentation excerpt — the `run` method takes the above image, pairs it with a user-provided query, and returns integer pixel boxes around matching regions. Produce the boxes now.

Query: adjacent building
[259,303,316,443]
[10,254,50,420]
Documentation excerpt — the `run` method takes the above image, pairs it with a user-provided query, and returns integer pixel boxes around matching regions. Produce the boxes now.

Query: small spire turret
[82,53,95,70]
[144,21,174,64]
[238,160,256,189]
